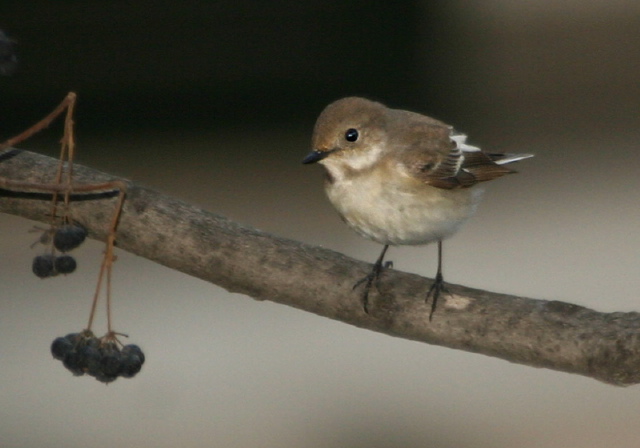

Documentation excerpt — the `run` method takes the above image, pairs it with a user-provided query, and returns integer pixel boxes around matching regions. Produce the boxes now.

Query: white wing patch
[450,133,481,153]
[451,132,534,166]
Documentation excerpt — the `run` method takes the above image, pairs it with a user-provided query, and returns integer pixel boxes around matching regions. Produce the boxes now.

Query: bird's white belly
[325,175,483,246]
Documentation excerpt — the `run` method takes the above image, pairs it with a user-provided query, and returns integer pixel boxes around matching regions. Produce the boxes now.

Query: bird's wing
[403,131,531,190]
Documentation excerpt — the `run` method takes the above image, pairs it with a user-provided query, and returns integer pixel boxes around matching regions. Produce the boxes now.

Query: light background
[1,1,639,447]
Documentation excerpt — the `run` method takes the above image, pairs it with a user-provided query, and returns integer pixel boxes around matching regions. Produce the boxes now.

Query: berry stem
[86,251,107,331]
[105,236,114,333]
[0,92,76,151]
[86,187,126,332]
[61,93,76,219]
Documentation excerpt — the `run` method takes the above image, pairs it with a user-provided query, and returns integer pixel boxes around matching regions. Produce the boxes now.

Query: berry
[32,254,56,278]
[119,344,145,378]
[100,344,123,377]
[54,255,77,274]
[51,337,74,360]
[120,354,143,378]
[121,344,145,365]
[100,353,123,378]
[85,336,101,349]
[78,345,102,376]
[53,224,87,252]
[62,351,85,376]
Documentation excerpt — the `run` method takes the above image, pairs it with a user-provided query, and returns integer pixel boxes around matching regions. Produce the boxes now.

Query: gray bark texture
[2,148,639,386]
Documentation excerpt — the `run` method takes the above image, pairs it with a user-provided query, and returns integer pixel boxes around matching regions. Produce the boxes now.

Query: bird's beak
[302,150,329,164]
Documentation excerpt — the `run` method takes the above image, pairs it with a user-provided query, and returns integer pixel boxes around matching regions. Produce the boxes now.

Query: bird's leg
[353,244,390,313]
[426,240,449,320]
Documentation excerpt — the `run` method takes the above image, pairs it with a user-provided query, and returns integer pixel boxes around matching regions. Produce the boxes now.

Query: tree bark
[2,148,639,386]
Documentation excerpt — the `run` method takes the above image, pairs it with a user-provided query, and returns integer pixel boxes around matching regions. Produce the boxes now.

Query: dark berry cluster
[32,223,87,278]
[51,331,145,383]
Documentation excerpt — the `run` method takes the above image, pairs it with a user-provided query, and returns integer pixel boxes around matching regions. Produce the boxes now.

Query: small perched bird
[303,97,532,318]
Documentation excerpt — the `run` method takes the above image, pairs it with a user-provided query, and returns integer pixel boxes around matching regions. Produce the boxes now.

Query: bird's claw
[353,259,391,314]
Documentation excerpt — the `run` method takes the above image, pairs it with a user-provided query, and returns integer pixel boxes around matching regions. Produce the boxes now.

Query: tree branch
[2,148,639,386]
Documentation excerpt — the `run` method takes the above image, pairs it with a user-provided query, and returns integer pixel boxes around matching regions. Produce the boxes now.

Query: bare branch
[2,148,639,386]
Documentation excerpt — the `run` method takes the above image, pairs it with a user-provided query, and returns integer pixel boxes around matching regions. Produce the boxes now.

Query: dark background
[1,2,639,447]
[2,2,440,131]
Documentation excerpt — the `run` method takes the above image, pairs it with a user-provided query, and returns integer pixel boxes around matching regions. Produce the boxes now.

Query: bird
[302,97,532,318]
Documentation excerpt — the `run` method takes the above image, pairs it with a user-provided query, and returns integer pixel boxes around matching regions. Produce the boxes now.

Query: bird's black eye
[344,128,359,142]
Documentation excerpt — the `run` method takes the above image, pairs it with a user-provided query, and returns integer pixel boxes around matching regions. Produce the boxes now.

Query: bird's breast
[324,170,483,246]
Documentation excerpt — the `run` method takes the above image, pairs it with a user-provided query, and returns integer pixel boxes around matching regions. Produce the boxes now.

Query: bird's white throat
[320,143,385,180]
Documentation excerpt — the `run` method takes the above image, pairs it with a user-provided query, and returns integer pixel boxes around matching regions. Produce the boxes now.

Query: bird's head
[303,97,388,174]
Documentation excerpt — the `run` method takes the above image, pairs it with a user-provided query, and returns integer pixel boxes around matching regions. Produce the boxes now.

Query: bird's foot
[353,260,392,313]
[426,272,449,321]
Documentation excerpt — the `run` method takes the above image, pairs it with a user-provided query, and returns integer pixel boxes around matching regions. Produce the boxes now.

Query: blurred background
[1,1,639,447]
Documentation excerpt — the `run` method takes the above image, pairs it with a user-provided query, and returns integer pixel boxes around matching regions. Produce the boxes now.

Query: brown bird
[303,97,532,318]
